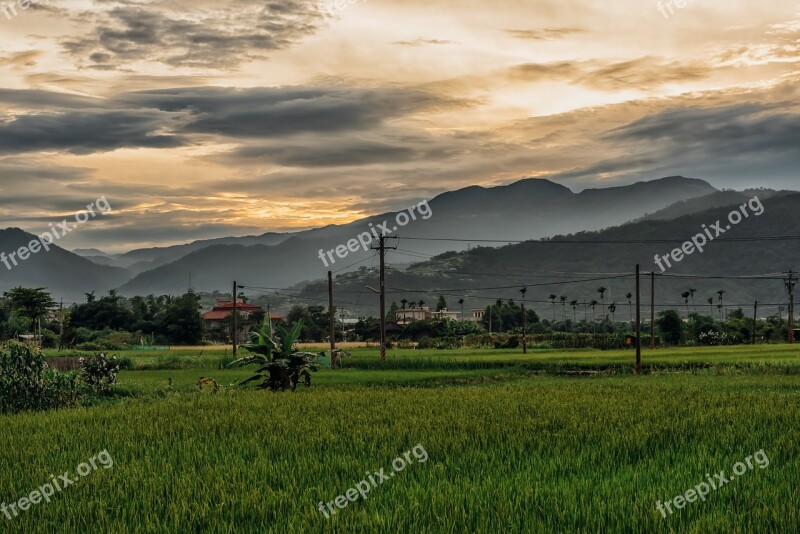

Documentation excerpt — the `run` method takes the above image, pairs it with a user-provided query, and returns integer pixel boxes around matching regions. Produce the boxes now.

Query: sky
[0,0,798,253]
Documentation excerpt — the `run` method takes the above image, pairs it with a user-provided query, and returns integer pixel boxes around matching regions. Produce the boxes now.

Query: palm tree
[717,290,726,320]
[626,292,633,323]
[688,288,697,312]
[707,297,714,317]
[597,287,607,320]
[681,291,691,317]
[570,300,578,323]
[560,296,568,321]
[400,299,408,310]
[549,294,557,322]
[608,303,617,323]
[418,300,425,310]
[590,300,598,321]
[458,298,465,319]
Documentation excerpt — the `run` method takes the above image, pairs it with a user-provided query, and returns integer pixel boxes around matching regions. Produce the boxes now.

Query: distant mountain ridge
[117,176,718,295]
[0,175,729,300]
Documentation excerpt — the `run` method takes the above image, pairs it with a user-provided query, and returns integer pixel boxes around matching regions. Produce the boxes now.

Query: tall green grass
[1,372,798,532]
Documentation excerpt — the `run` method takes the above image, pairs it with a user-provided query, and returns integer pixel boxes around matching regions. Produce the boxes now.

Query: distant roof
[203,310,284,321]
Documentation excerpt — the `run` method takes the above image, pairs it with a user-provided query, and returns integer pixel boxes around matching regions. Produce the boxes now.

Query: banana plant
[227,314,323,392]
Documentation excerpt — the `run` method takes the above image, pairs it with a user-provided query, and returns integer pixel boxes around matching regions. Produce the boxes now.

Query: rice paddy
[2,345,798,532]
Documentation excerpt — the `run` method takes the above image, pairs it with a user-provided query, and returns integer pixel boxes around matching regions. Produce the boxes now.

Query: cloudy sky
[0,0,798,252]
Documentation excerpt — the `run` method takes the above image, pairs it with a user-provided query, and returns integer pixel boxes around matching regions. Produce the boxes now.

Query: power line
[398,235,800,244]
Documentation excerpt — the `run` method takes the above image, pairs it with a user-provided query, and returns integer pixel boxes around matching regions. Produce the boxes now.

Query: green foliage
[228,315,321,392]
[0,341,80,414]
[656,310,684,345]
[80,353,121,394]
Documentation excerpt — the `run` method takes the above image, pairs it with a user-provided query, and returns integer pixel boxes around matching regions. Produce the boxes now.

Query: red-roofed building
[203,299,284,341]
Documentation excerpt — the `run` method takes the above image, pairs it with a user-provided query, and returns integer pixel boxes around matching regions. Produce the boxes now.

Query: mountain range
[2,175,793,307]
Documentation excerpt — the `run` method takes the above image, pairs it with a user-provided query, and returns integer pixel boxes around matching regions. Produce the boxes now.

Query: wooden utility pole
[635,265,641,372]
[752,301,758,345]
[232,280,238,359]
[328,271,337,368]
[371,236,397,361]
[520,287,528,354]
[787,271,795,344]
[650,271,656,350]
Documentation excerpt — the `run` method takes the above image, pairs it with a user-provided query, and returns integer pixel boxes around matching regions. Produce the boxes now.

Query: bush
[80,353,121,394]
[0,341,81,414]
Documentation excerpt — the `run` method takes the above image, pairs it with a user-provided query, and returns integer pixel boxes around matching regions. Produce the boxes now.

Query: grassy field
[3,345,799,532]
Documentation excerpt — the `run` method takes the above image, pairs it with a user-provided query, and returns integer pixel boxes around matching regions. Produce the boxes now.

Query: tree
[656,310,684,345]
[388,301,400,321]
[229,315,321,392]
[590,300,598,321]
[682,291,691,317]
[4,287,56,341]
[689,288,697,312]
[707,297,714,316]
[717,289,726,320]
[560,296,568,321]
[626,293,633,323]
[158,291,203,344]
[436,296,448,312]
[570,300,578,323]
[608,303,617,323]
[400,299,408,310]
[597,286,607,320]
[549,294,557,322]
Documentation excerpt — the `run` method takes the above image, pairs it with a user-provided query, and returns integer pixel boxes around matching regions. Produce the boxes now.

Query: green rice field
[2,345,799,532]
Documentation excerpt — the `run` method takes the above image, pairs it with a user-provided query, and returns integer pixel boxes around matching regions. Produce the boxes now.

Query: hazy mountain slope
[119,176,719,295]
[641,189,781,222]
[90,232,293,273]
[296,192,800,319]
[0,229,130,303]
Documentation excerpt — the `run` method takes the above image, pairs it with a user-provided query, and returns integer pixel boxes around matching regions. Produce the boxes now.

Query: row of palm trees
[544,287,629,324]
[681,288,729,320]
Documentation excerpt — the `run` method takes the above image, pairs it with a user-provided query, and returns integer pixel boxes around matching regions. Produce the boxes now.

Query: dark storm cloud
[61,2,324,70]
[122,86,465,138]
[0,110,186,155]
[542,101,800,185]
[606,103,800,155]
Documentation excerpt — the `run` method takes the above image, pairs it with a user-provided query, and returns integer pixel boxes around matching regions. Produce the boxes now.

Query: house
[202,299,284,341]
[395,306,460,325]
[467,308,485,323]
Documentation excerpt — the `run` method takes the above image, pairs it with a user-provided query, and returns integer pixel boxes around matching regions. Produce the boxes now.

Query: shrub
[80,353,121,394]
[0,341,81,414]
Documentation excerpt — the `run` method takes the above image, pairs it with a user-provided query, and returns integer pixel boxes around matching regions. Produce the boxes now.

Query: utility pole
[752,301,758,345]
[520,287,528,354]
[328,271,337,368]
[650,272,656,350]
[371,236,397,361]
[58,298,64,352]
[635,265,641,373]
[786,271,795,344]
[232,281,238,359]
